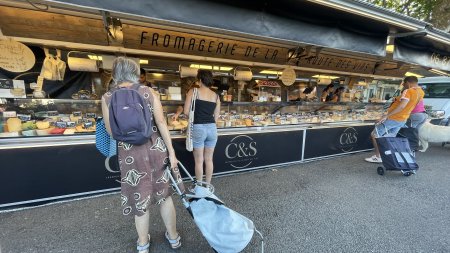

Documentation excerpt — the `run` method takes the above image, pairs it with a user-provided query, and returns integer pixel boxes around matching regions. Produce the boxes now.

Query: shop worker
[139,68,156,89]
[321,83,334,102]
[365,76,424,163]
[102,57,184,252]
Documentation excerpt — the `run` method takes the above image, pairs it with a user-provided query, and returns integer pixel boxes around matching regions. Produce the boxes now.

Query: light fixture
[152,73,163,77]
[386,45,395,54]
[140,59,149,64]
[260,70,281,75]
[429,69,450,76]
[404,72,423,78]
[189,64,232,71]
[312,75,340,79]
[88,55,102,61]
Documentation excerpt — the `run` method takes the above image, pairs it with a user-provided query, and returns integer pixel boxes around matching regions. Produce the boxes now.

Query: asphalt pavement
[1,144,449,253]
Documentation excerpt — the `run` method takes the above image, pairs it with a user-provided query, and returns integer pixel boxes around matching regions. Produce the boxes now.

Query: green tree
[365,0,449,31]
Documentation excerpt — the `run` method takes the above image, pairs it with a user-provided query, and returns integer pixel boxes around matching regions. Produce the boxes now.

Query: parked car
[419,76,450,123]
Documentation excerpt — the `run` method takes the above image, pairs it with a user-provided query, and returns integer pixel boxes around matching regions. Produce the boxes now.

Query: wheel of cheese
[63,129,76,135]
[36,121,51,130]
[7,118,22,132]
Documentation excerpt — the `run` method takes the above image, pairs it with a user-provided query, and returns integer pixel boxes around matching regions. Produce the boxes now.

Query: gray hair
[111,57,140,88]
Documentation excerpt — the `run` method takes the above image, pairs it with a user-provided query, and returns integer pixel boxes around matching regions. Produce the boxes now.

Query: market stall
[1,0,450,208]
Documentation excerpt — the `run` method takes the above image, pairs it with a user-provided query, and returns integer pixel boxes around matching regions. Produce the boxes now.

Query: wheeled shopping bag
[397,126,419,151]
[375,136,419,176]
[166,162,264,253]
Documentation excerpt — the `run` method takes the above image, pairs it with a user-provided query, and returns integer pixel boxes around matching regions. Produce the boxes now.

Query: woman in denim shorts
[184,70,220,184]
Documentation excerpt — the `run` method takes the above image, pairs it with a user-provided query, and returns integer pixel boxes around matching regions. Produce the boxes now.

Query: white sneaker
[365,155,383,163]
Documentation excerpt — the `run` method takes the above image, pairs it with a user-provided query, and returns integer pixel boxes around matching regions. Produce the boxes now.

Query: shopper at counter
[365,76,424,163]
[102,57,184,252]
[184,70,220,184]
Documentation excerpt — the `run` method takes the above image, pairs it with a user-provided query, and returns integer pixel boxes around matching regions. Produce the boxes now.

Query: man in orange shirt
[365,76,425,163]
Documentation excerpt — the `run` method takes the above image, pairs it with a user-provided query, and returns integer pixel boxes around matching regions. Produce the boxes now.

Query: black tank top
[194,98,217,124]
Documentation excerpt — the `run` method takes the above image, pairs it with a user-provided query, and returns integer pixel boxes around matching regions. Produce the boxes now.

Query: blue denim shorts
[373,119,406,137]
[193,123,218,149]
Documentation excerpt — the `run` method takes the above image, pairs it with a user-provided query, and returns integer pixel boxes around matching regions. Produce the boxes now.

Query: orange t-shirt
[387,87,425,122]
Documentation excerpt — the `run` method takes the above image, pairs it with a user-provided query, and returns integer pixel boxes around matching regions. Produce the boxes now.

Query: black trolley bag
[375,124,419,176]
[397,125,420,151]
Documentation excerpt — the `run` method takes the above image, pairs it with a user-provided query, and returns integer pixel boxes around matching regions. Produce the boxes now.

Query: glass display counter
[0,97,383,208]
[0,98,385,139]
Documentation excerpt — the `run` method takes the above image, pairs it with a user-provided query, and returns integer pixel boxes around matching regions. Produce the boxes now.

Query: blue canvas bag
[95,118,117,157]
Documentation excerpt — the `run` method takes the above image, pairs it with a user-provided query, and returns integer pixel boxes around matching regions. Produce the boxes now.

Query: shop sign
[287,48,376,75]
[304,125,373,159]
[123,24,289,64]
[280,68,296,86]
[394,44,450,72]
[0,39,36,73]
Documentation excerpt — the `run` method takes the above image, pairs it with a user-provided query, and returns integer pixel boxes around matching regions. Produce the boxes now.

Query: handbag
[95,118,117,157]
[186,88,198,151]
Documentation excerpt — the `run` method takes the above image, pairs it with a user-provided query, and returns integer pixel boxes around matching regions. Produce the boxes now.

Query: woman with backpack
[184,70,221,185]
[101,57,184,253]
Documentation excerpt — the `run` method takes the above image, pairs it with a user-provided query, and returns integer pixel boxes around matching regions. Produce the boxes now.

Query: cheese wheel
[63,129,76,135]
[36,121,51,130]
[70,115,81,122]
[179,120,188,127]
[7,118,22,132]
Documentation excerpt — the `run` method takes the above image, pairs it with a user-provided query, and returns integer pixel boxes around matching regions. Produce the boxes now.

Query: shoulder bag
[186,88,198,151]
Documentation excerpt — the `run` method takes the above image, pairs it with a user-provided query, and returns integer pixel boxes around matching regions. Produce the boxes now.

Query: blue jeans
[408,112,427,129]
[193,123,217,149]
[373,119,405,137]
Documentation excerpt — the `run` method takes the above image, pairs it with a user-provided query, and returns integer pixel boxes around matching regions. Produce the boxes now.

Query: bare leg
[204,147,215,184]
[135,210,150,246]
[371,133,381,157]
[159,196,178,239]
[193,147,205,182]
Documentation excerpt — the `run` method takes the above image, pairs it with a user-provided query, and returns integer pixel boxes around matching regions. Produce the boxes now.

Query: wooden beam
[0,6,108,46]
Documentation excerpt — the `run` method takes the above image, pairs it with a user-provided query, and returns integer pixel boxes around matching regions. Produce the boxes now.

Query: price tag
[0,78,13,89]
[2,111,17,118]
[55,121,68,128]
[72,111,82,117]
[67,121,76,128]
[36,76,44,92]
[86,113,97,118]
[83,121,93,129]
[17,114,32,121]
[47,111,59,117]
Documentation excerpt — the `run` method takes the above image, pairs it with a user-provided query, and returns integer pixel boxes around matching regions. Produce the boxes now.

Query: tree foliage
[365,0,450,31]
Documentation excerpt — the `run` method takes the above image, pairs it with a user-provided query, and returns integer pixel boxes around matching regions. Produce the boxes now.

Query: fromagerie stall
[1,0,450,208]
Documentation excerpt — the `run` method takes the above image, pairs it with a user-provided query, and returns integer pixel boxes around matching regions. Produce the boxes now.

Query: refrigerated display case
[0,98,382,208]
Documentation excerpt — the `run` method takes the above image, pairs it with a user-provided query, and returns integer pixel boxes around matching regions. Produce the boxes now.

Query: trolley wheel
[377,167,385,176]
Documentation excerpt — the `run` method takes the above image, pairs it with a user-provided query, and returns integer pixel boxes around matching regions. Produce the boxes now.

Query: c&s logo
[225,135,258,169]
[339,127,358,152]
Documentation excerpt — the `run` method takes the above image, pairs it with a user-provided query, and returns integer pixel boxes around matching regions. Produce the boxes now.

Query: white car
[419,76,450,121]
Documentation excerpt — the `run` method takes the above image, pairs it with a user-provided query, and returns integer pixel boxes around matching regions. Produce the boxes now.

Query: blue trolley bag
[376,137,419,171]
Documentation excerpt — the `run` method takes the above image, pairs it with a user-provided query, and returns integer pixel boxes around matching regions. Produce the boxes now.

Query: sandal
[165,231,181,249]
[137,234,151,253]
